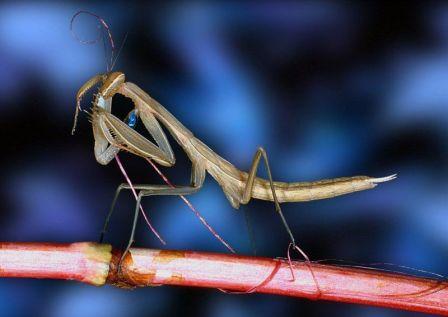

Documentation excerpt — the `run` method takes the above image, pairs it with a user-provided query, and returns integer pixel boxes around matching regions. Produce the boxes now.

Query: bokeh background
[0,1,447,316]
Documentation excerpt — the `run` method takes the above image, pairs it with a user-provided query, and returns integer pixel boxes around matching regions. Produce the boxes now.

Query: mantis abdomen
[185,133,396,207]
[251,175,396,203]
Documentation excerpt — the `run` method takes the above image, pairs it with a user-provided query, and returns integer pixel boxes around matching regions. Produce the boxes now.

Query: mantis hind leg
[241,147,320,296]
[244,208,257,255]
[241,147,296,247]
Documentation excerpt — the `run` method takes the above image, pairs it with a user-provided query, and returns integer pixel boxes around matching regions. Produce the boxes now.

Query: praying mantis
[73,71,397,258]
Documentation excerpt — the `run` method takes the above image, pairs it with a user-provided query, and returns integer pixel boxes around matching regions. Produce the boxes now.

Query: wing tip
[370,173,398,184]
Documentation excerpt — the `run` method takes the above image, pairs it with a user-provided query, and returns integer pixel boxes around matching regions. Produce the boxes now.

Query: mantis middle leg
[99,182,132,243]
[99,161,205,243]
[104,184,200,261]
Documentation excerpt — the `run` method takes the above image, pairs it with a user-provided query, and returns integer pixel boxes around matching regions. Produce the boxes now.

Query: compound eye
[125,110,138,129]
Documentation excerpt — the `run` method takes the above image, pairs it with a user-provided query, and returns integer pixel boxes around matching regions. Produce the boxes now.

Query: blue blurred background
[0,2,447,316]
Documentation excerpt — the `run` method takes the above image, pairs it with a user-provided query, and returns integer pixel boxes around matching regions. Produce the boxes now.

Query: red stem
[0,242,112,286]
[0,242,447,315]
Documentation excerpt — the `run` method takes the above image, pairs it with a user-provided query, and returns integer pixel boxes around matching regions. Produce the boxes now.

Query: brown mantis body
[74,71,396,256]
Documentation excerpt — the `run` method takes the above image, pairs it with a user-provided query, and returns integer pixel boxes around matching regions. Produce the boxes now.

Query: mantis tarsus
[73,71,397,259]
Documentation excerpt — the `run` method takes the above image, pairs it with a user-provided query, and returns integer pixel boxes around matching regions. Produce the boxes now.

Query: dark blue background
[0,2,447,316]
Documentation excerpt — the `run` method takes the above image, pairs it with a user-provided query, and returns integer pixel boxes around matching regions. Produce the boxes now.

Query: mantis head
[71,71,126,134]
[74,71,174,167]
[73,71,130,166]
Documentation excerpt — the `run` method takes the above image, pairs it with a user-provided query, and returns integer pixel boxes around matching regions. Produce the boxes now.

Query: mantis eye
[125,110,138,129]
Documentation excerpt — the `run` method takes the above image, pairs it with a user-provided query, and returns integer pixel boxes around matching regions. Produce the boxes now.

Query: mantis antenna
[70,10,115,134]
[70,10,115,71]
